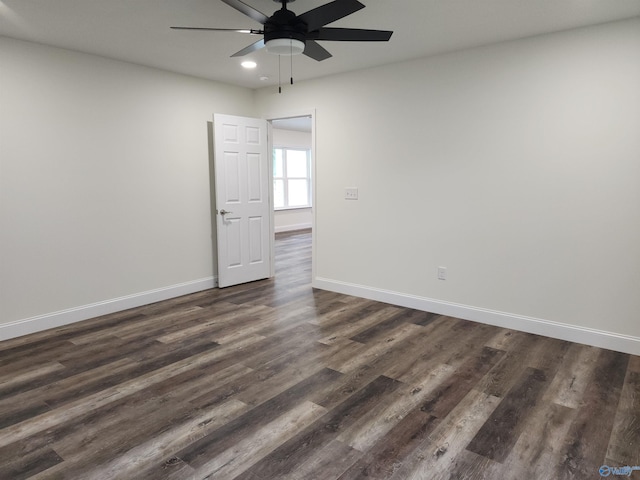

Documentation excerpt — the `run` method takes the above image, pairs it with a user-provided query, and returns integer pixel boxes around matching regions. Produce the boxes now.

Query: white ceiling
[1,0,639,89]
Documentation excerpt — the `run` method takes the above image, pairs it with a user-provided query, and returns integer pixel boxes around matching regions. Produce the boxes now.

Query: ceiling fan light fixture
[172,0,394,63]
[265,38,305,56]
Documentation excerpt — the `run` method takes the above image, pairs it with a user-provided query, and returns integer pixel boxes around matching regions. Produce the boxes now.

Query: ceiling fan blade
[298,0,365,32]
[219,0,269,25]
[231,38,266,57]
[309,27,393,42]
[303,40,332,61]
[170,27,263,34]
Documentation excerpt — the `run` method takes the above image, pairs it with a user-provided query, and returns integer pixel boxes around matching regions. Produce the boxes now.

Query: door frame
[266,109,316,281]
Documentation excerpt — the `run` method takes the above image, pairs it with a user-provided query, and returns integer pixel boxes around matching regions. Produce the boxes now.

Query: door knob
[219,209,233,215]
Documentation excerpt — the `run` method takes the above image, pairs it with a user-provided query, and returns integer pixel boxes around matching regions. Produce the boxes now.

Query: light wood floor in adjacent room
[1,230,639,479]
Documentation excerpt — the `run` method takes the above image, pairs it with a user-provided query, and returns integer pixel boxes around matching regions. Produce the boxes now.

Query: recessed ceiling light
[241,61,257,69]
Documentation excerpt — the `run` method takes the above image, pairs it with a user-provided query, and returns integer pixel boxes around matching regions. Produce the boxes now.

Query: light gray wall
[0,37,254,335]
[256,18,640,350]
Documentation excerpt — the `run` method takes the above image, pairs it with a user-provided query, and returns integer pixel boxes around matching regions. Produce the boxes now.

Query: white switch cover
[345,188,359,200]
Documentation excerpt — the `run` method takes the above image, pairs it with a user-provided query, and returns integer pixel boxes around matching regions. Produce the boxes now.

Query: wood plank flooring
[1,229,638,479]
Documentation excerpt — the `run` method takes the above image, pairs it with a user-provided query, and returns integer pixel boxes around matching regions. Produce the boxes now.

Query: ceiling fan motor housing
[264,8,307,44]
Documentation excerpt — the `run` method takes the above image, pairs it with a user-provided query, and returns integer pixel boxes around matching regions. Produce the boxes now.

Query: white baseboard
[0,277,217,341]
[313,277,640,356]
[274,223,312,233]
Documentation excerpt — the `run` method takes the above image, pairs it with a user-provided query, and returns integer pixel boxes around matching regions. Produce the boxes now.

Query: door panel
[214,114,271,288]
[247,153,263,202]
[248,216,265,263]
[223,152,241,202]
[225,217,242,267]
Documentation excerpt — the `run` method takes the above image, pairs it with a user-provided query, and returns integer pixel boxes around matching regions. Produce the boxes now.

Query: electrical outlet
[437,267,447,280]
[345,187,358,200]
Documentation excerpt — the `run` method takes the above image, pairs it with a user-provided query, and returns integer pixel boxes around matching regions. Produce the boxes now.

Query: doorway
[268,114,315,281]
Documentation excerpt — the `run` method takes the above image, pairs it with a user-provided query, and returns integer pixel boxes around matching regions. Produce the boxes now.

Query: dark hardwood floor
[1,229,639,479]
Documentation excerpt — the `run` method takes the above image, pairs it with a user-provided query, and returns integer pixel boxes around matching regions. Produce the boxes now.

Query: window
[273,148,311,209]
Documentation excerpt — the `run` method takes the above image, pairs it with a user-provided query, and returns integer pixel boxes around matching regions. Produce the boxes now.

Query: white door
[214,114,272,288]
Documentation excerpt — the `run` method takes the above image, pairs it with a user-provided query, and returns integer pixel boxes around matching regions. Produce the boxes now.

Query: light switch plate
[345,188,359,200]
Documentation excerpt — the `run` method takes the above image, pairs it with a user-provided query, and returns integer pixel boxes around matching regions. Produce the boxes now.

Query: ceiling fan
[171,0,393,62]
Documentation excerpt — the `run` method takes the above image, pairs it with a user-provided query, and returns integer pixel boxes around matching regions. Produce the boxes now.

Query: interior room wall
[255,18,640,353]
[272,127,313,232]
[0,37,254,338]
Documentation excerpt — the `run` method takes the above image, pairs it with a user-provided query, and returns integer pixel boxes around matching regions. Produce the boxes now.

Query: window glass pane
[273,149,284,178]
[286,150,308,177]
[274,179,285,208]
[288,179,308,207]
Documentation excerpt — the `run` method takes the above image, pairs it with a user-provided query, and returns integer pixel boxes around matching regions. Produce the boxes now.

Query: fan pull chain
[278,55,282,94]
[290,41,294,85]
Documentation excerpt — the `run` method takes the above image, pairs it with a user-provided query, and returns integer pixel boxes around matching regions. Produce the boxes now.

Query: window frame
[273,146,312,211]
